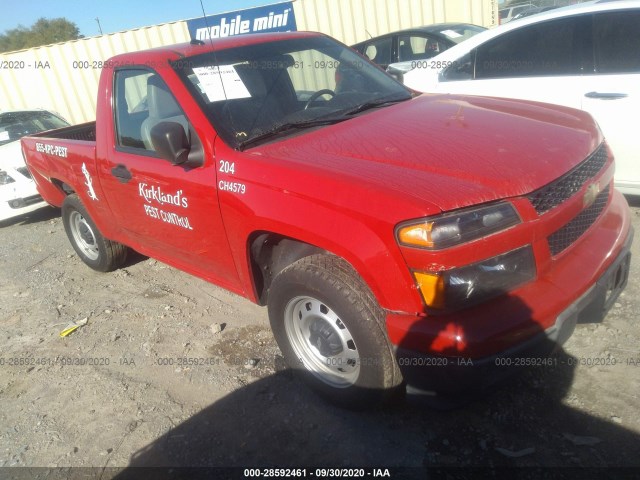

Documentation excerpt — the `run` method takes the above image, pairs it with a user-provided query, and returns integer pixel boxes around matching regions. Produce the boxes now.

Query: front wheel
[268,254,403,408]
[62,194,127,272]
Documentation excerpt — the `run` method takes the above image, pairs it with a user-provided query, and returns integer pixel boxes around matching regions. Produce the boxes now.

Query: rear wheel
[62,195,127,272]
[268,254,403,408]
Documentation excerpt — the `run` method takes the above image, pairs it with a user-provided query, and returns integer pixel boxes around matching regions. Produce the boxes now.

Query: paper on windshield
[193,65,251,102]
[0,131,10,142]
[441,29,463,39]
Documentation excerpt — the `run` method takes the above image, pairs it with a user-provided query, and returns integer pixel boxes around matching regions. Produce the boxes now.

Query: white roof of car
[0,108,49,115]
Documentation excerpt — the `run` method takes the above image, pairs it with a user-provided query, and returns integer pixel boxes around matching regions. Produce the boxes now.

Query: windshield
[172,35,412,149]
[0,111,69,147]
[439,25,486,44]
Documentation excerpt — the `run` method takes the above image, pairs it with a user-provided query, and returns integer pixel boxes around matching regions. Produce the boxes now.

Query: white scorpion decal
[82,162,98,201]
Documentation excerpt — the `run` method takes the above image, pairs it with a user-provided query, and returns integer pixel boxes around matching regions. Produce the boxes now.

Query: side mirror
[150,121,190,165]
[386,62,416,84]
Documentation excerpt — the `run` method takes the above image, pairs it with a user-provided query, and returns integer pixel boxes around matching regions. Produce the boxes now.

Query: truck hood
[259,94,602,213]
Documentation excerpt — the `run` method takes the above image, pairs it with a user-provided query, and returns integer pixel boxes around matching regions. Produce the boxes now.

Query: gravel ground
[1,201,639,479]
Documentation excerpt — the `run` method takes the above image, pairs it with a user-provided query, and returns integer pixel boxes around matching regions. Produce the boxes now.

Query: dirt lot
[1,201,639,479]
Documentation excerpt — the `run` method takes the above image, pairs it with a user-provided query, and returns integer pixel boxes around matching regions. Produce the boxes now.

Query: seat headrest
[147,75,182,118]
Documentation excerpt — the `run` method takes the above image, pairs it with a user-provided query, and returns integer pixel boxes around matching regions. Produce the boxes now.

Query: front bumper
[396,227,633,394]
[0,170,48,222]
[0,193,48,222]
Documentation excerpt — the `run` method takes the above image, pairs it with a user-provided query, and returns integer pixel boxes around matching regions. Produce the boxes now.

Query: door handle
[585,91,628,100]
[111,164,132,184]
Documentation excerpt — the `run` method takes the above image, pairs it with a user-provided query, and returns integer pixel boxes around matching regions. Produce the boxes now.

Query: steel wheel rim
[69,210,99,261]
[284,296,360,388]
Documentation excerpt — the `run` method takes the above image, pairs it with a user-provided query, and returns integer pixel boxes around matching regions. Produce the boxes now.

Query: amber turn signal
[413,271,446,309]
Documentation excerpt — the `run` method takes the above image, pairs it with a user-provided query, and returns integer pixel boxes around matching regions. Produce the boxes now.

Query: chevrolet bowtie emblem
[583,182,601,208]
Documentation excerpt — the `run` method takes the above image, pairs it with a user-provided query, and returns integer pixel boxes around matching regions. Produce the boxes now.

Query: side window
[594,11,640,74]
[114,70,151,149]
[475,17,587,79]
[398,35,444,62]
[114,69,188,152]
[363,37,393,66]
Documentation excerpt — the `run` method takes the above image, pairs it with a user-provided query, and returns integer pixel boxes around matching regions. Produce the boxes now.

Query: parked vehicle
[511,5,560,21]
[499,3,537,23]
[351,23,485,70]
[22,31,632,408]
[403,0,640,196]
[0,110,69,221]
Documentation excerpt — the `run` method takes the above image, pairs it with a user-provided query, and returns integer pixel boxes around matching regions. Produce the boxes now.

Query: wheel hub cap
[284,296,360,388]
[78,223,94,245]
[69,210,99,261]
[308,319,343,357]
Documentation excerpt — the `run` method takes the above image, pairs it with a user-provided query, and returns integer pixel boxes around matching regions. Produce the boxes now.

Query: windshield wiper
[341,95,412,116]
[237,96,412,150]
[238,117,348,150]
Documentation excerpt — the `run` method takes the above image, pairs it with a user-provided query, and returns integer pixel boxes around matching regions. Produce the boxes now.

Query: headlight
[0,170,16,185]
[397,202,520,250]
[413,246,536,310]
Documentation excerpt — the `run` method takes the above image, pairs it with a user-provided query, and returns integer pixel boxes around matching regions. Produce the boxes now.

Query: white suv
[402,0,640,195]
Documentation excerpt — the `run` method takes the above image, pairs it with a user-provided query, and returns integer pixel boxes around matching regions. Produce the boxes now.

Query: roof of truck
[109,31,325,65]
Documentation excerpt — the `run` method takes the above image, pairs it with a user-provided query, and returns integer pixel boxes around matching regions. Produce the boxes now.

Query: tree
[0,18,81,53]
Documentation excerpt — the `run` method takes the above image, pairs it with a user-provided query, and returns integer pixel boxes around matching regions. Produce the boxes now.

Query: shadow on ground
[624,195,640,208]
[111,292,639,479]
[624,195,640,207]
[0,206,60,227]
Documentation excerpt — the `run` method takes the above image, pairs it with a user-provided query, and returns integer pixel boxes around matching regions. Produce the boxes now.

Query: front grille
[547,185,610,256]
[529,144,608,215]
[16,166,32,179]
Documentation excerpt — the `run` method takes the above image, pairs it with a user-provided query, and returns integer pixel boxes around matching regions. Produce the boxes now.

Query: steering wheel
[304,89,336,110]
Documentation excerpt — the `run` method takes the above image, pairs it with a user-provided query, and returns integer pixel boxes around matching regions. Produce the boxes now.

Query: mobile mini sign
[187,2,297,41]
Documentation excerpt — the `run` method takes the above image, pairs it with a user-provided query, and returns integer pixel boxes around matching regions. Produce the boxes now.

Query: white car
[0,110,69,221]
[401,0,640,196]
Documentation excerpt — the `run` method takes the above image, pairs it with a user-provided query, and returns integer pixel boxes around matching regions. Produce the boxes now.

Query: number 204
[219,160,236,175]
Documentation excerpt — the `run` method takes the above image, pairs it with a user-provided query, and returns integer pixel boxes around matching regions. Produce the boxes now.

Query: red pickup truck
[22,32,632,407]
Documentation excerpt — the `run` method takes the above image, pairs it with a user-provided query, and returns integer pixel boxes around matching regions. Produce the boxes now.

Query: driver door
[99,67,240,289]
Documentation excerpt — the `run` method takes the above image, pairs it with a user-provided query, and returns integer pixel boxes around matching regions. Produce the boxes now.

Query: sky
[0,0,278,37]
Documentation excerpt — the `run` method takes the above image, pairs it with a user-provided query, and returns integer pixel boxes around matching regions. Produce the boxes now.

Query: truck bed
[22,121,98,208]
[30,121,96,143]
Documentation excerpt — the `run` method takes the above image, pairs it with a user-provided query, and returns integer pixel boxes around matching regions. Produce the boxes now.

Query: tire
[267,254,403,408]
[62,194,127,272]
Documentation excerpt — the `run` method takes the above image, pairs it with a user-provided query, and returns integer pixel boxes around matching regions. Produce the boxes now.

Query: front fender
[218,166,425,315]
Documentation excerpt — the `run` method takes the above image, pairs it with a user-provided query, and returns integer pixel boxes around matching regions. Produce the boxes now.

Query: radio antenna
[197,0,228,101]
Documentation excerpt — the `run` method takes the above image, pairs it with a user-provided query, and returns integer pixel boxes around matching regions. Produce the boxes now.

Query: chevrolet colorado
[22,32,632,407]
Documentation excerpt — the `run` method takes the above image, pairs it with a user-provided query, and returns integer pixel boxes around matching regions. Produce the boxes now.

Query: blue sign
[187,2,297,41]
